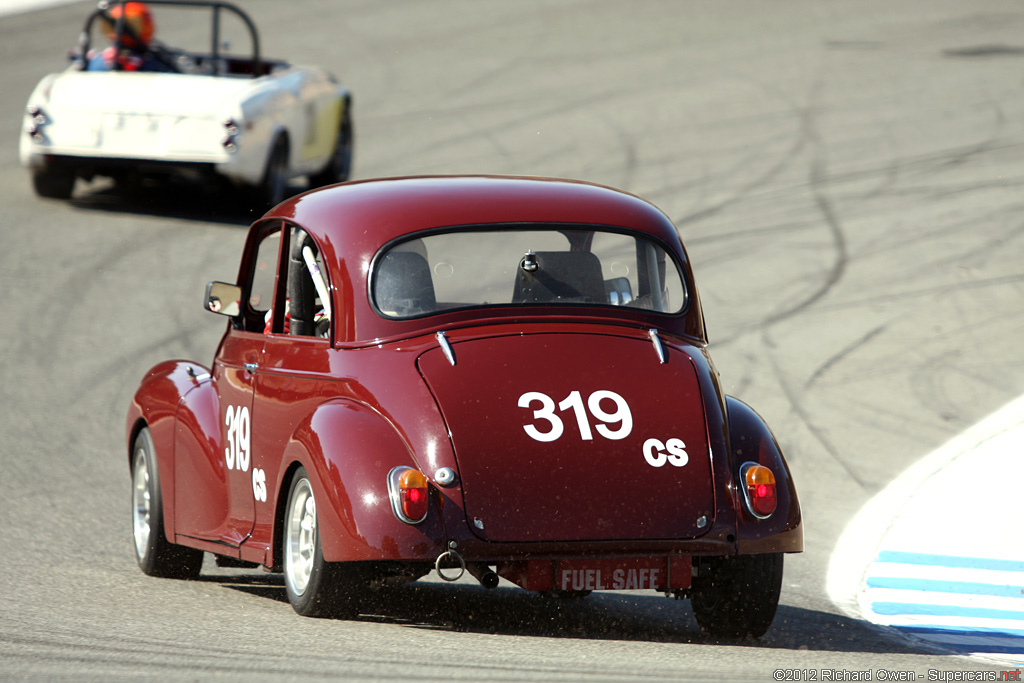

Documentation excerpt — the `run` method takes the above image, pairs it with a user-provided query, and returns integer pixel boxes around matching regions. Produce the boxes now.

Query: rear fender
[126,360,212,543]
[217,97,285,186]
[273,400,447,565]
[725,396,802,553]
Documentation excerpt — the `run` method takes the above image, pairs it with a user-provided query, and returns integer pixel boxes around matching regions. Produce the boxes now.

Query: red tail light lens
[400,469,428,520]
[387,467,429,524]
[740,463,777,518]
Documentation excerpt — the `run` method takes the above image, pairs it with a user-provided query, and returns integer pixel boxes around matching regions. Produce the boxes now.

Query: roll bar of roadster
[79,0,262,76]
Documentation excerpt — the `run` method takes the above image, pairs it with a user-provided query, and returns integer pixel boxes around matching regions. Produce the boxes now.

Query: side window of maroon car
[207,225,332,339]
[248,228,280,332]
[252,226,331,338]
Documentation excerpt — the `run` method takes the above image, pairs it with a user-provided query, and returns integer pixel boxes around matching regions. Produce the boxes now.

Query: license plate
[554,557,689,591]
[101,114,164,153]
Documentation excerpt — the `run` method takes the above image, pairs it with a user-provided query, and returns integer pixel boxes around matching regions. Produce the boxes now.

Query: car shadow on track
[210,571,925,655]
[65,178,303,226]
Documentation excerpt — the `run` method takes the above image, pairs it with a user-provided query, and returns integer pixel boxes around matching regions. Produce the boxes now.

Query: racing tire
[308,103,353,188]
[131,428,204,579]
[257,136,289,210]
[114,171,149,198]
[283,467,365,618]
[31,167,75,200]
[690,553,783,639]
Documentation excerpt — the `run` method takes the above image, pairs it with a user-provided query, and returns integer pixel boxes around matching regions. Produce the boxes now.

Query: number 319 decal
[518,390,632,443]
[224,404,250,471]
[225,404,268,503]
[518,390,689,469]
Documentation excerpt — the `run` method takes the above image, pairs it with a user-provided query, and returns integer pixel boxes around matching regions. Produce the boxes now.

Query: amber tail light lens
[387,467,429,524]
[740,462,777,519]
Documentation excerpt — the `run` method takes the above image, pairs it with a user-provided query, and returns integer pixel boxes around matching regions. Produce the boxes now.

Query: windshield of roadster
[372,227,687,319]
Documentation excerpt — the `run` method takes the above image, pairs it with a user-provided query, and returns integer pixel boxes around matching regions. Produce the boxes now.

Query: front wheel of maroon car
[690,553,783,639]
[131,428,204,579]
[283,467,364,618]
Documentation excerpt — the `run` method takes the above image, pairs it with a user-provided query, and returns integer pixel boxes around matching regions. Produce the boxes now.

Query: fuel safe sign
[555,557,691,591]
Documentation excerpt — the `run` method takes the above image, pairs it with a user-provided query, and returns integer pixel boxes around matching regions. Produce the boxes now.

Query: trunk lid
[417,330,715,543]
[41,71,265,160]
[49,71,259,117]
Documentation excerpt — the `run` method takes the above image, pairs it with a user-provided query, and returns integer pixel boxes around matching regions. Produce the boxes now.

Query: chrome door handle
[244,363,258,373]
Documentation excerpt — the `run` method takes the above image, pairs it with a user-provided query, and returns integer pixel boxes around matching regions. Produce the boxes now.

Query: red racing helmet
[101,2,155,48]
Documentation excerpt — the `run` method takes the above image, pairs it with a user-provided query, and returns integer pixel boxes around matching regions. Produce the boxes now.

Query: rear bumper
[21,151,269,189]
[435,526,800,569]
[26,153,216,180]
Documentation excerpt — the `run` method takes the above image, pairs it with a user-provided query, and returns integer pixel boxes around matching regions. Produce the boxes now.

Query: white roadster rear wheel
[257,136,289,209]
[31,167,75,199]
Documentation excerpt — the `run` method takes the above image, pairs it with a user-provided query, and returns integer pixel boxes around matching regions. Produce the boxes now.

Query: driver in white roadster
[86,2,171,72]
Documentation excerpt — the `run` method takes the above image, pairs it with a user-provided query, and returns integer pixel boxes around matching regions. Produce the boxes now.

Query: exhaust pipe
[467,563,499,589]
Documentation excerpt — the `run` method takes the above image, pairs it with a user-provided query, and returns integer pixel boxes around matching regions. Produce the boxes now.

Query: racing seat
[375,251,436,317]
[512,251,606,304]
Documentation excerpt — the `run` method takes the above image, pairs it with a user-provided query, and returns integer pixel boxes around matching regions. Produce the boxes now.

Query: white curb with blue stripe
[828,394,1024,666]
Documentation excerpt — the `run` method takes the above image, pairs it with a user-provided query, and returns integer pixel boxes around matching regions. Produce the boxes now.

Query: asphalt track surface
[2,1,1023,680]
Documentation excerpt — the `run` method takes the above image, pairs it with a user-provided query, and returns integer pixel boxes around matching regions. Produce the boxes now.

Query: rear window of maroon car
[371,227,687,319]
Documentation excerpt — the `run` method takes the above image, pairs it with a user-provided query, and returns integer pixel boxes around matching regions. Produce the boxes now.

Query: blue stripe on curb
[866,576,1024,598]
[898,625,1024,639]
[896,627,1024,657]
[875,551,1024,573]
[872,602,1024,621]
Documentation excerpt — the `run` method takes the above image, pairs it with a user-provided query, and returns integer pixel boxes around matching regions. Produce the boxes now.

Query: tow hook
[434,541,466,582]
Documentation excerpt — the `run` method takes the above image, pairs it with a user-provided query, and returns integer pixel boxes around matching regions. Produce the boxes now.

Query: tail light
[25,106,48,142]
[740,462,777,519]
[27,106,46,125]
[222,119,240,154]
[387,467,429,524]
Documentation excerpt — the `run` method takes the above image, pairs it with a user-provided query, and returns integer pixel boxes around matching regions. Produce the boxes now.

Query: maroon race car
[127,175,802,638]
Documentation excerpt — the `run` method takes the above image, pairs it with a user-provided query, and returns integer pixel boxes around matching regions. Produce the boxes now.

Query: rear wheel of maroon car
[131,428,204,579]
[690,553,783,639]
[283,467,365,617]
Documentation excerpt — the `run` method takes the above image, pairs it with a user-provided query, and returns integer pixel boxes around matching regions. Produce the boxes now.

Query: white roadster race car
[20,0,352,207]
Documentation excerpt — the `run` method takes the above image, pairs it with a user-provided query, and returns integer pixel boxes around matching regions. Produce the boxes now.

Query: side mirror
[205,281,242,317]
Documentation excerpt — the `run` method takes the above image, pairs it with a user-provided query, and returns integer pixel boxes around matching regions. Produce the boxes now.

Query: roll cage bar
[78,0,262,76]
